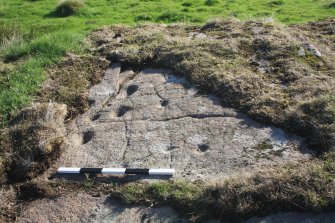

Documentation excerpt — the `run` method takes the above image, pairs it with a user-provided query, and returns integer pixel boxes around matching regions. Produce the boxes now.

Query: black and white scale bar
[58,167,175,176]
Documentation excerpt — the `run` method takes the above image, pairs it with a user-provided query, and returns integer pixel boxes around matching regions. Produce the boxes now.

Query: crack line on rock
[167,115,174,169]
[122,120,130,166]
[95,69,138,115]
[121,94,135,166]
[101,113,237,123]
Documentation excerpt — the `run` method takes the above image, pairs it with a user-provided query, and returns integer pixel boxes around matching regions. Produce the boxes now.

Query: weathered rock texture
[55,64,310,180]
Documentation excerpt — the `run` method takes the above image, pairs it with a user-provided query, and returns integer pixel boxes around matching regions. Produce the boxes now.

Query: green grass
[0,0,334,125]
[0,31,84,124]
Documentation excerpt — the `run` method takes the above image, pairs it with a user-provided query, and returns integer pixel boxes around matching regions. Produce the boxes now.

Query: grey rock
[298,47,305,56]
[194,33,207,39]
[56,65,310,180]
[304,43,322,57]
[88,63,121,109]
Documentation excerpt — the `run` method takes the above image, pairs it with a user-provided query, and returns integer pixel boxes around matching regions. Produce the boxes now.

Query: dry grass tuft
[0,21,23,46]
[0,185,18,221]
[18,181,57,201]
[6,103,67,182]
[203,155,335,220]
[37,54,109,119]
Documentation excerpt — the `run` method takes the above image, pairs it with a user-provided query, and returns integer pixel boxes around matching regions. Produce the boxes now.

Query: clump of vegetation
[18,182,56,201]
[135,14,152,22]
[0,21,23,46]
[115,181,203,205]
[54,0,84,17]
[204,0,219,6]
[6,103,67,182]
[267,0,284,7]
[182,2,193,7]
[326,2,335,8]
[156,11,189,22]
[113,181,204,220]
[37,55,109,119]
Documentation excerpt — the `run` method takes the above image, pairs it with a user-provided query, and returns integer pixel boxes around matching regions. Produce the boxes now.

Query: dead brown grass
[202,155,335,221]
[36,54,109,120]
[0,185,18,221]
[91,18,335,151]
[6,103,67,182]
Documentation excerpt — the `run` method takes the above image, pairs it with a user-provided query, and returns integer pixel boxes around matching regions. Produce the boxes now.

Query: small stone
[258,67,267,74]
[263,17,275,23]
[304,43,322,57]
[194,33,207,39]
[250,61,261,66]
[251,27,264,35]
[298,48,305,56]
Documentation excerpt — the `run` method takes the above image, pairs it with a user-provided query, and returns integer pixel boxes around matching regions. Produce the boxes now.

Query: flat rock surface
[55,64,310,180]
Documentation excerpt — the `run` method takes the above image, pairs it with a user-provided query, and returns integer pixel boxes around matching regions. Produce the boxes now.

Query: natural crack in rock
[56,64,311,180]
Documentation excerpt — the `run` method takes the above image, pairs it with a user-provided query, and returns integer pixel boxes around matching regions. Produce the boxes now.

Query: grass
[0,31,85,125]
[0,0,334,126]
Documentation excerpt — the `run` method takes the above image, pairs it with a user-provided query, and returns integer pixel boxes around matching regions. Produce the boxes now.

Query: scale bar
[58,167,175,176]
